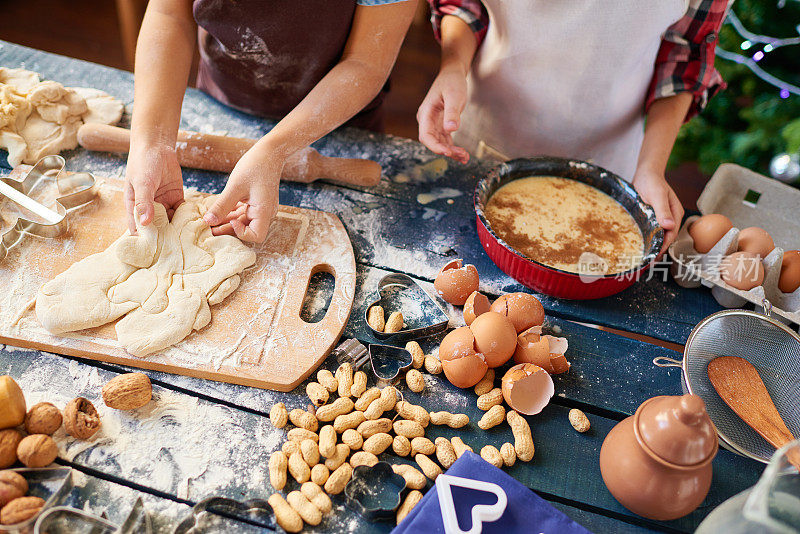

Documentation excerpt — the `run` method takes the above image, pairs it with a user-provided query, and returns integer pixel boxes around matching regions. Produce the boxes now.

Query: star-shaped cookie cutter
[364,273,449,342]
[171,496,274,533]
[344,462,408,521]
[0,155,97,262]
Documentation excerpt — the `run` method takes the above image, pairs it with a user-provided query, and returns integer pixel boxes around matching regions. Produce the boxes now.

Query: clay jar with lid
[599,394,718,521]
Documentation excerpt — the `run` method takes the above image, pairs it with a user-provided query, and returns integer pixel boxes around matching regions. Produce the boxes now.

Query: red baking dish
[474,157,664,299]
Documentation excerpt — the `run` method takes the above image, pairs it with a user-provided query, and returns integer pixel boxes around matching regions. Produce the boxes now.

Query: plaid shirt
[429,0,730,120]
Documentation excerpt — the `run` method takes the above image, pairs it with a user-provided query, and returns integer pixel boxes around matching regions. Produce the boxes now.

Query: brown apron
[193,0,386,132]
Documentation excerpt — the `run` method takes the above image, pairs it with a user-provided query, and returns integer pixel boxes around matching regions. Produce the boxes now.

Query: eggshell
[463,291,491,326]
[689,214,733,254]
[434,259,480,305]
[489,293,545,333]
[469,312,517,368]
[514,327,571,374]
[439,327,489,388]
[501,363,554,416]
[719,251,765,290]
[779,250,800,294]
[737,227,774,258]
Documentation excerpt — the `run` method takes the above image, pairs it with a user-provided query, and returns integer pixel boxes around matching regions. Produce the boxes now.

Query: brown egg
[737,227,774,258]
[719,251,765,290]
[490,293,545,333]
[514,327,570,374]
[469,312,517,368]
[434,259,480,305]
[689,214,733,254]
[463,291,491,326]
[779,250,800,294]
[439,327,489,388]
[501,363,554,416]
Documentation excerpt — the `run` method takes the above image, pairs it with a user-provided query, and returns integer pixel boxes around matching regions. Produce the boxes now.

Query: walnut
[24,402,62,435]
[0,376,26,430]
[16,435,58,468]
[0,471,28,508]
[0,430,23,469]
[0,496,44,525]
[102,373,152,410]
[63,397,101,439]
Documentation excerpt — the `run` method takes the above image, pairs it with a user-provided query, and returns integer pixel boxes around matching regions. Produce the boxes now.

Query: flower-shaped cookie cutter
[171,496,274,533]
[364,273,449,342]
[34,496,151,534]
[332,338,413,388]
[0,155,97,262]
[344,462,408,521]
[0,467,73,534]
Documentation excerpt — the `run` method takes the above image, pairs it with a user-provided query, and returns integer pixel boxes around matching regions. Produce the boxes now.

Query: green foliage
[670,0,800,176]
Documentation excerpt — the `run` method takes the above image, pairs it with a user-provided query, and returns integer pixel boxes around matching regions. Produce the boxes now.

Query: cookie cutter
[34,496,151,534]
[0,467,73,534]
[0,155,98,262]
[172,496,274,533]
[332,338,413,388]
[344,462,407,521]
[364,273,450,342]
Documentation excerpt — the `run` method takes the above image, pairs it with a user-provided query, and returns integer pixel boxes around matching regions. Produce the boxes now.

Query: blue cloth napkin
[392,451,592,534]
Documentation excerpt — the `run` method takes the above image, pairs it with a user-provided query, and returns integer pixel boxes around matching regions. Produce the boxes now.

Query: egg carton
[668,163,800,329]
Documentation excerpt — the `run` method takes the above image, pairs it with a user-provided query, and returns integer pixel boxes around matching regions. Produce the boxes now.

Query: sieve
[654,306,800,464]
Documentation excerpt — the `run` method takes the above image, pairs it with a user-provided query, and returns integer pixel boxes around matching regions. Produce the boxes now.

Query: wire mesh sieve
[655,308,800,464]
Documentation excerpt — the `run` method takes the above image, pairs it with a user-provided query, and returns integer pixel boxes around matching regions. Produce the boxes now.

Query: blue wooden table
[0,41,763,533]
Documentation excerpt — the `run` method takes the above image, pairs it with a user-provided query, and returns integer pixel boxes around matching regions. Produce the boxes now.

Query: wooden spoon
[708,356,800,469]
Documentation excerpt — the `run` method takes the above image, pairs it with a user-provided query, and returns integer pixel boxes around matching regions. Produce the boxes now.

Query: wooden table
[0,42,763,533]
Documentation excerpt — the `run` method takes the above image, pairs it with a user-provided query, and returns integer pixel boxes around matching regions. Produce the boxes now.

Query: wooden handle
[77,124,381,187]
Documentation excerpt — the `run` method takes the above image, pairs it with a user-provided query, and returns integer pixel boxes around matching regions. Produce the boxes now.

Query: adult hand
[124,144,184,234]
[632,169,684,251]
[417,65,470,164]
[202,146,281,243]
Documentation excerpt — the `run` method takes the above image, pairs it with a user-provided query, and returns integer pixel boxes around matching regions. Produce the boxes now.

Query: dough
[0,68,122,167]
[35,193,257,357]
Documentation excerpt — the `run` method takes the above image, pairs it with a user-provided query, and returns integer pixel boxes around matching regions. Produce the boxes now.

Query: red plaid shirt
[429,0,730,120]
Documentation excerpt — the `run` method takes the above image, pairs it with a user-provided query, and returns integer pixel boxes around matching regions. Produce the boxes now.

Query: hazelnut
[63,397,101,439]
[17,435,58,468]
[0,496,44,525]
[24,402,62,435]
[0,471,27,507]
[102,373,152,410]
[0,376,26,430]
[0,430,23,469]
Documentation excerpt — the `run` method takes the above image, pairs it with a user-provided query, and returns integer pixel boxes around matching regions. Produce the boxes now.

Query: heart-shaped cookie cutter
[364,273,449,342]
[0,467,73,534]
[332,338,413,388]
[171,496,274,533]
[345,462,408,521]
[0,155,97,262]
[34,497,151,534]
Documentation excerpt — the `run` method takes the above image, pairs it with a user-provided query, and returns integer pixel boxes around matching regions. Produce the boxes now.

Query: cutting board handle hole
[300,267,335,323]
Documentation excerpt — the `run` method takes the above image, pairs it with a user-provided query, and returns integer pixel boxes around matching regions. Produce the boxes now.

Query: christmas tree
[670,0,800,181]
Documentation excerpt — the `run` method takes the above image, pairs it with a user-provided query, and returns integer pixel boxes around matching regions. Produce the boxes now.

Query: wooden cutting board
[0,167,356,391]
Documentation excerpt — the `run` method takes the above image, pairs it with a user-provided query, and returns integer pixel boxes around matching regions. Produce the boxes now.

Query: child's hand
[632,169,684,251]
[124,144,184,234]
[417,65,470,164]
[203,147,281,243]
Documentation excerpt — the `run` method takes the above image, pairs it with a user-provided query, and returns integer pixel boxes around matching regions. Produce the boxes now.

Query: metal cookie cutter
[364,273,449,342]
[172,496,274,533]
[332,338,413,388]
[0,467,73,534]
[34,497,151,534]
[0,155,97,262]
[345,462,407,521]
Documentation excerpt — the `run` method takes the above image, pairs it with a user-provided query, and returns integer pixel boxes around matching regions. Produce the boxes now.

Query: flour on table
[35,192,256,356]
[0,67,123,167]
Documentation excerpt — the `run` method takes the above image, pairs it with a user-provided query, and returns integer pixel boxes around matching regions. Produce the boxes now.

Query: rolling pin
[77,123,382,187]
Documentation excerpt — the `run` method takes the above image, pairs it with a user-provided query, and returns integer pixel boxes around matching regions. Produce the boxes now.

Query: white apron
[455,0,688,181]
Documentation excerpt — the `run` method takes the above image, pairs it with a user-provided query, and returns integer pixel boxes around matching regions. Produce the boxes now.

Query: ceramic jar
[599,394,718,521]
